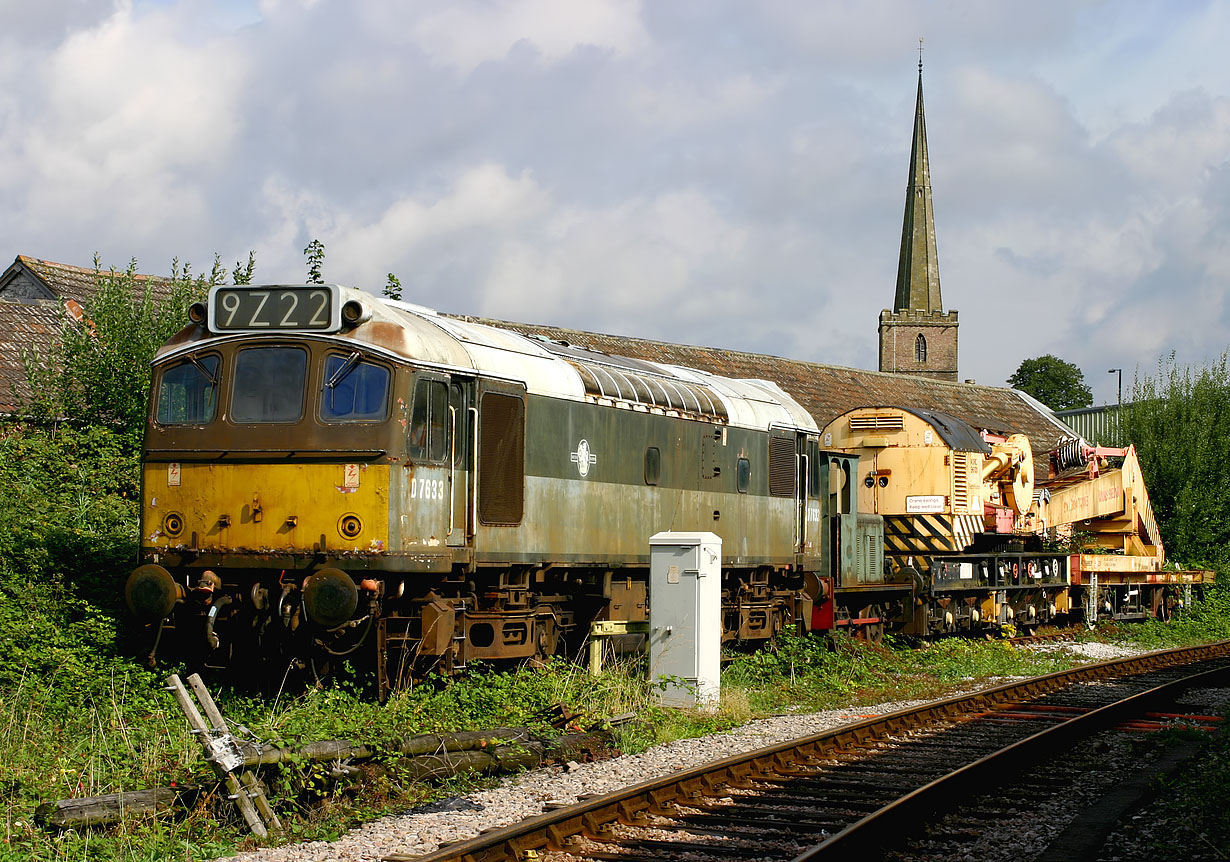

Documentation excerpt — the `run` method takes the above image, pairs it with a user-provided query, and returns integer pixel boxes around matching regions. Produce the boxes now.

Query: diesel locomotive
[124,283,880,695]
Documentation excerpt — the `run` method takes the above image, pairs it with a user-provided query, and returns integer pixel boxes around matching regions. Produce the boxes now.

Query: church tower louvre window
[878,47,959,382]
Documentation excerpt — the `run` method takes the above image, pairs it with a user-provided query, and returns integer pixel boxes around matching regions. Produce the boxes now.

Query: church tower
[878,57,958,381]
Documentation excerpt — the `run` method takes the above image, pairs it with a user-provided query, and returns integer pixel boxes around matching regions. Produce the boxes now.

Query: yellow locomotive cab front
[141,460,390,559]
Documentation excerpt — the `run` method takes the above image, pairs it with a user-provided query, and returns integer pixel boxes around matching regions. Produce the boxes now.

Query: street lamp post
[1108,368,1123,441]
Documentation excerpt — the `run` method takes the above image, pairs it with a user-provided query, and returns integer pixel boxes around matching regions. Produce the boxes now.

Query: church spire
[878,50,958,382]
[893,56,943,313]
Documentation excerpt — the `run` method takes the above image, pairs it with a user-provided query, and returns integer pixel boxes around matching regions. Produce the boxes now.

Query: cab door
[447,378,474,547]
[405,373,452,547]
[802,438,823,558]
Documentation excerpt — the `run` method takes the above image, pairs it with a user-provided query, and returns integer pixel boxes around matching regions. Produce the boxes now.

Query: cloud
[1,2,247,248]
[406,0,648,75]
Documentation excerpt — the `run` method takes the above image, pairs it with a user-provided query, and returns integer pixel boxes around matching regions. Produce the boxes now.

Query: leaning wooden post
[166,674,272,838]
[186,673,283,833]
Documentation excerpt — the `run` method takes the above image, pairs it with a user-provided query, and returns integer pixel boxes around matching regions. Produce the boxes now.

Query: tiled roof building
[0,300,63,414]
[0,256,173,415]
[0,255,174,307]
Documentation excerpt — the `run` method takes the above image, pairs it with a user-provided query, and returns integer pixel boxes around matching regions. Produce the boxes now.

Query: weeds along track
[387,641,1230,862]
[1006,626,1085,646]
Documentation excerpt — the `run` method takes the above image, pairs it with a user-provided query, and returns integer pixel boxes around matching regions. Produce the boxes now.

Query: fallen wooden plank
[35,786,198,829]
[236,727,536,767]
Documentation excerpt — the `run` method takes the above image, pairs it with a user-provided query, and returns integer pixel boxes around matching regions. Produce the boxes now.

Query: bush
[1117,353,1230,571]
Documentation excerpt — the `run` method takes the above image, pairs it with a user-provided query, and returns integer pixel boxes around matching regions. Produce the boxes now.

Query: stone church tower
[878,61,958,381]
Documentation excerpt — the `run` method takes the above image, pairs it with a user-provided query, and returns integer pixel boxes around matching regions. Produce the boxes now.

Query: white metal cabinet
[648,531,721,707]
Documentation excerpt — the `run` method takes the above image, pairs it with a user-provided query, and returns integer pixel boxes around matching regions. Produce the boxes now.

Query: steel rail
[791,661,1230,860]
[384,640,1230,862]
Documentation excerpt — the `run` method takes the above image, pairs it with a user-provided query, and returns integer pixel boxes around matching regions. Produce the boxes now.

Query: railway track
[387,641,1230,862]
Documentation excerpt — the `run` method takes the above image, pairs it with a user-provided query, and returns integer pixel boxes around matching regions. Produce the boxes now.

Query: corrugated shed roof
[453,315,1079,471]
[0,300,64,414]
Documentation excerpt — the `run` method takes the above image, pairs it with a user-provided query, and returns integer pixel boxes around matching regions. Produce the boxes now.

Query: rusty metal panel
[419,600,456,657]
[608,578,647,621]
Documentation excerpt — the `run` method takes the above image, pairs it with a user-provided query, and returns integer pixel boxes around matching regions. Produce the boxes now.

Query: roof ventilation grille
[850,414,905,431]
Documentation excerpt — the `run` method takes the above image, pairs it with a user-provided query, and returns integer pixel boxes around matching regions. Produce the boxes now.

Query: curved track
[385,641,1230,862]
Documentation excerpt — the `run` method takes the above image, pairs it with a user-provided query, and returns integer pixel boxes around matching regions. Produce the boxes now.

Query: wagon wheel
[853,604,885,644]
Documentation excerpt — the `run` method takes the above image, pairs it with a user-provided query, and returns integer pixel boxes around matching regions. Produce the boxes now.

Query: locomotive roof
[155,287,818,434]
[154,285,1073,457]
[829,406,994,454]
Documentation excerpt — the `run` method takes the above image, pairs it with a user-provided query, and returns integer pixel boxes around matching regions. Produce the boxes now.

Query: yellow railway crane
[1031,441,1213,622]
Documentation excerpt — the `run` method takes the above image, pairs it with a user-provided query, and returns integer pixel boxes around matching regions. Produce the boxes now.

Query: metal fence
[1053,404,1123,446]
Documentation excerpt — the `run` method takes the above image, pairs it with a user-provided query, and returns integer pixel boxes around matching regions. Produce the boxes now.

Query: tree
[304,238,325,284]
[1115,352,1230,571]
[21,255,231,437]
[232,251,256,285]
[1006,355,1092,411]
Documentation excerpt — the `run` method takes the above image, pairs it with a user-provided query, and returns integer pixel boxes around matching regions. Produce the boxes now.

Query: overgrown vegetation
[1,264,1228,860]
[1114,352,1230,571]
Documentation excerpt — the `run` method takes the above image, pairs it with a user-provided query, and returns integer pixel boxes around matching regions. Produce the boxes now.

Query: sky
[2,0,1228,407]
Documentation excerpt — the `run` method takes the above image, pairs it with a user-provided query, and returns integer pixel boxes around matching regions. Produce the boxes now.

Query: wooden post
[166,674,279,838]
[37,727,615,829]
[35,787,197,829]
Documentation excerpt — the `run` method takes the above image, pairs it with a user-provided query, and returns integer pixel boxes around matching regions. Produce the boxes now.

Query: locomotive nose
[125,564,185,621]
